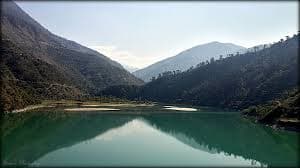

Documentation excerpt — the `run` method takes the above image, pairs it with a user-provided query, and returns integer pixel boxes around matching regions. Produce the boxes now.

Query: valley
[0,1,299,167]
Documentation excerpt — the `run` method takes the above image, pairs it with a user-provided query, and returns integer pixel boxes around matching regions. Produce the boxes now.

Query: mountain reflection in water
[2,109,299,167]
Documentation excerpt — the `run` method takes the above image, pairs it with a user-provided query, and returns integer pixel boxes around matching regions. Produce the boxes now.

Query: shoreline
[11,105,47,113]
[7,101,299,133]
[7,100,156,113]
[242,114,300,133]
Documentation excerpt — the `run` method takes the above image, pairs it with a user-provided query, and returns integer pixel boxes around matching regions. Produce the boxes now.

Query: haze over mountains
[102,34,298,110]
[123,64,139,73]
[0,1,143,111]
[133,42,246,82]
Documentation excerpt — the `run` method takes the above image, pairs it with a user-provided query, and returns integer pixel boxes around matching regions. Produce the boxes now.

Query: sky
[16,1,298,69]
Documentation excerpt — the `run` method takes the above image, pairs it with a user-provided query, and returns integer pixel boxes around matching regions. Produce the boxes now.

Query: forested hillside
[139,35,298,109]
[0,1,143,111]
[102,35,298,110]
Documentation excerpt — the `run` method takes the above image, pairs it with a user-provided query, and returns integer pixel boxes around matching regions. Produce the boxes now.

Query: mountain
[123,64,139,73]
[133,42,246,82]
[102,35,298,110]
[0,1,143,111]
[138,35,298,109]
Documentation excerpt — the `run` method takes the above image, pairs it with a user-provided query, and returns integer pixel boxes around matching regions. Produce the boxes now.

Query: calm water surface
[2,105,299,167]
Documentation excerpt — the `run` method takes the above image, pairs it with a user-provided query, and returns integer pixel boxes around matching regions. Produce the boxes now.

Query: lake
[2,104,299,167]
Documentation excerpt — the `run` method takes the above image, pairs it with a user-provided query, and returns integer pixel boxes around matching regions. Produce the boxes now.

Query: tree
[227,54,234,57]
[151,76,156,81]
[254,46,259,53]
[285,36,290,40]
[187,66,194,72]
[210,57,215,63]
[263,44,267,49]
[162,71,172,77]
[279,39,284,43]
[219,55,223,60]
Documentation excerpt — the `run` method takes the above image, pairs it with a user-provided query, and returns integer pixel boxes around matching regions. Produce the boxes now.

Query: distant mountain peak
[133,42,246,82]
[207,41,221,44]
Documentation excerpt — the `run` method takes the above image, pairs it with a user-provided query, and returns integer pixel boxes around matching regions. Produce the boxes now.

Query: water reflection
[1,110,299,167]
[2,112,132,165]
[143,113,299,167]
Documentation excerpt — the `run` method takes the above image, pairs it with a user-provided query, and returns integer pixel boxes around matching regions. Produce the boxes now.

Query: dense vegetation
[243,90,299,131]
[0,1,143,112]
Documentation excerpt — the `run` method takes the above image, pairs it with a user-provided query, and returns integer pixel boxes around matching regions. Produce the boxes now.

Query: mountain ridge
[102,34,298,110]
[140,35,298,108]
[133,41,246,82]
[2,1,124,69]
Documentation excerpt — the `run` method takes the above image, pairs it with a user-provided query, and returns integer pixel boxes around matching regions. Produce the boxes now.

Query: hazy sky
[17,1,298,68]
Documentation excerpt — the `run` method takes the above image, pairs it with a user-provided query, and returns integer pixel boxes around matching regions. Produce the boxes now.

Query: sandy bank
[81,103,154,107]
[11,105,51,113]
[164,106,197,112]
[64,108,120,111]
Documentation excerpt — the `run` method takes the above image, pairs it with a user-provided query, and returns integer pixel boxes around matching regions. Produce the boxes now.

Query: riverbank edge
[2,97,153,113]
[242,114,299,133]
[4,99,299,133]
[242,91,299,133]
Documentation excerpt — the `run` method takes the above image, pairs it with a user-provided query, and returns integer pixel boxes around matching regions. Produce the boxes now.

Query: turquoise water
[2,106,299,167]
